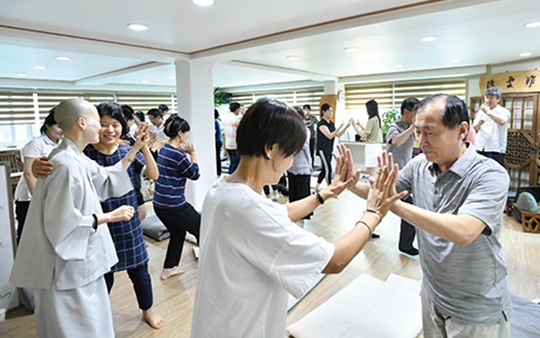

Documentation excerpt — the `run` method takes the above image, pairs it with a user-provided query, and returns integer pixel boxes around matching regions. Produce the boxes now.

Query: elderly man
[10,99,148,337]
[386,97,419,255]
[346,94,511,337]
[473,87,510,167]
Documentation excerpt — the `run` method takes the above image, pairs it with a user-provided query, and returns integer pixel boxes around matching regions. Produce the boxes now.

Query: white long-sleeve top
[10,138,132,291]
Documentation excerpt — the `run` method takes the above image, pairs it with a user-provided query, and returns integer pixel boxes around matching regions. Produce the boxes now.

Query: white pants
[33,276,114,338]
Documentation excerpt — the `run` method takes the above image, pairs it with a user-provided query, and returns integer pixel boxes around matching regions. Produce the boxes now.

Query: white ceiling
[0,0,539,92]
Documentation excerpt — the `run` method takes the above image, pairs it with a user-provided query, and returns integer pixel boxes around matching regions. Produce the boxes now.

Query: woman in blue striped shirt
[153,114,201,280]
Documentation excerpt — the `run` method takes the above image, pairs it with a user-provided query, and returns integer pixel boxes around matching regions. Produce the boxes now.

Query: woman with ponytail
[153,114,201,280]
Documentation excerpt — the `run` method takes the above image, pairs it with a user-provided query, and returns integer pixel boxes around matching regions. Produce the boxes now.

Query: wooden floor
[1,191,539,338]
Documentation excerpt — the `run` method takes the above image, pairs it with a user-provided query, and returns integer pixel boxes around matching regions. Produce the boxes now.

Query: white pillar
[174,60,215,210]
[323,80,337,95]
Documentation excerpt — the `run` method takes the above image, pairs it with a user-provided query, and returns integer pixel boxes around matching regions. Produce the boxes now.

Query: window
[345,80,466,116]
[231,86,324,115]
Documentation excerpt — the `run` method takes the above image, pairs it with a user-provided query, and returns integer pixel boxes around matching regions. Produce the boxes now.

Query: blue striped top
[153,143,200,209]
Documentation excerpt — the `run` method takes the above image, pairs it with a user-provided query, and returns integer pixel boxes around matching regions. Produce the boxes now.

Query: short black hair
[147,108,162,118]
[303,104,311,111]
[40,107,58,134]
[237,98,306,159]
[400,97,419,115]
[158,104,169,112]
[134,111,145,122]
[415,94,469,131]
[96,101,128,137]
[214,109,219,120]
[321,103,331,113]
[164,114,190,138]
[121,105,134,121]
[229,102,241,112]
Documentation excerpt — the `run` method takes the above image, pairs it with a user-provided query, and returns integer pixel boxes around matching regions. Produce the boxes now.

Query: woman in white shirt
[191,97,407,337]
[14,108,63,243]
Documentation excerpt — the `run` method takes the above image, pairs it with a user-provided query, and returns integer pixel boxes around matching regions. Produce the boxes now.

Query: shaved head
[55,99,97,132]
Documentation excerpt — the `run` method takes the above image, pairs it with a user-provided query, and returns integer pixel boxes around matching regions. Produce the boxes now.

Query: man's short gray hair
[484,87,502,98]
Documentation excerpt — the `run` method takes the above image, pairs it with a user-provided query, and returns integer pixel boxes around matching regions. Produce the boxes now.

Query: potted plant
[381,109,399,142]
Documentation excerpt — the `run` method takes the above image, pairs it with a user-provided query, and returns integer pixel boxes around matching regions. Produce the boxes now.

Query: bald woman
[10,99,149,337]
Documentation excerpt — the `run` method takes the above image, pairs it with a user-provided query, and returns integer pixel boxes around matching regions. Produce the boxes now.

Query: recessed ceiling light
[56,56,70,61]
[16,73,28,76]
[141,80,149,83]
[394,64,403,69]
[450,59,461,63]
[168,76,175,79]
[421,36,437,42]
[519,52,532,57]
[286,55,298,61]
[343,47,358,53]
[33,66,46,70]
[237,81,243,84]
[128,23,149,31]
[192,0,215,6]
[268,78,275,81]
[524,21,540,28]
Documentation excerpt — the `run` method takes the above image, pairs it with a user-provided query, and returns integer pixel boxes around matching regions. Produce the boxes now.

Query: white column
[174,60,215,210]
[323,80,337,95]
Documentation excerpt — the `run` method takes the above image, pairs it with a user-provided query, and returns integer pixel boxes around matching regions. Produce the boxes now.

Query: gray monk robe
[10,138,132,338]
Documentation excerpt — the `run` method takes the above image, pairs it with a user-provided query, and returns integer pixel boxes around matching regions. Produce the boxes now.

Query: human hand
[479,104,489,113]
[31,156,53,178]
[326,147,361,198]
[179,141,195,155]
[134,123,150,151]
[117,139,130,146]
[376,151,399,197]
[365,164,408,218]
[107,205,135,223]
[337,144,360,185]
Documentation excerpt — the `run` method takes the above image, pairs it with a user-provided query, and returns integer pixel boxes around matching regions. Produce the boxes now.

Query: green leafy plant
[214,87,231,108]
[382,109,399,134]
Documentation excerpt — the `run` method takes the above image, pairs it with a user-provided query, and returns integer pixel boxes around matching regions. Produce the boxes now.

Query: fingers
[388,191,408,204]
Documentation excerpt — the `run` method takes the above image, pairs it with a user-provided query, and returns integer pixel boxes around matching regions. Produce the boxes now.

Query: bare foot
[160,268,185,280]
[143,309,164,329]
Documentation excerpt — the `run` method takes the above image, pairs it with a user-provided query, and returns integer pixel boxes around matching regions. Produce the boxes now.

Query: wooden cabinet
[470,94,540,191]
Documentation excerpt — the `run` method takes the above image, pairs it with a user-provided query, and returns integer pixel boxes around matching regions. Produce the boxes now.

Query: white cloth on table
[10,138,132,337]
[286,274,422,338]
[191,177,334,338]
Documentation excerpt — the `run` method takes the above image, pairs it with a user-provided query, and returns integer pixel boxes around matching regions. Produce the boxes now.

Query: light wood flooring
[1,191,539,337]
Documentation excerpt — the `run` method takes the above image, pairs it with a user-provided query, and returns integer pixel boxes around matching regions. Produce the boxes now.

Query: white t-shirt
[14,134,61,202]
[149,122,167,141]
[474,105,511,153]
[191,178,334,338]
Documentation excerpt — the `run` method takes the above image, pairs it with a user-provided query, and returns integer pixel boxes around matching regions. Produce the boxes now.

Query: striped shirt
[223,112,241,150]
[154,143,200,208]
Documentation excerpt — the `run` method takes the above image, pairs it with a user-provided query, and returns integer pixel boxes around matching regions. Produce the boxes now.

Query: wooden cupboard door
[502,94,539,190]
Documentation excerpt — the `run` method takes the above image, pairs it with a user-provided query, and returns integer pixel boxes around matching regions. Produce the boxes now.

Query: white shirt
[474,105,511,153]
[149,122,167,141]
[14,134,61,201]
[191,178,334,338]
